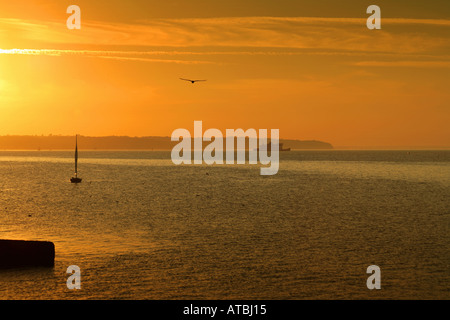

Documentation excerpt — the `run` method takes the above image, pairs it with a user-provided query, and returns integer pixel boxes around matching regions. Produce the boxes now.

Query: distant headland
[0,135,333,150]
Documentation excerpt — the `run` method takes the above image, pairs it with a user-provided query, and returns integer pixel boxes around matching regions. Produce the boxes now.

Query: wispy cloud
[0,49,216,64]
[162,16,450,26]
[94,55,213,64]
[1,16,449,52]
[1,48,449,59]
[1,16,449,66]
[353,60,450,68]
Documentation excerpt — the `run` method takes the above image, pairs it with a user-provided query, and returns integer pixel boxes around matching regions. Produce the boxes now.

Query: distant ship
[278,143,291,151]
[70,135,82,183]
[256,143,291,152]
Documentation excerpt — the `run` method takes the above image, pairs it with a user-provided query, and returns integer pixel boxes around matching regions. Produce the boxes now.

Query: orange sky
[0,0,449,147]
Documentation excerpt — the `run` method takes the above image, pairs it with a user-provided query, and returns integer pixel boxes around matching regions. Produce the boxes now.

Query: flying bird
[180,78,207,84]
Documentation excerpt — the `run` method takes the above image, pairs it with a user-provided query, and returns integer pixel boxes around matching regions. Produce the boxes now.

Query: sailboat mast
[75,135,78,177]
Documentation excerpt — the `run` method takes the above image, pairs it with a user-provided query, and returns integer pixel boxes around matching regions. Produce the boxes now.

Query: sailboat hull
[70,177,82,183]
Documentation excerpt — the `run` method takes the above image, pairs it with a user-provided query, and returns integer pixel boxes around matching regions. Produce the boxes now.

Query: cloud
[353,61,450,68]
[94,55,213,64]
[0,49,216,64]
[1,16,449,61]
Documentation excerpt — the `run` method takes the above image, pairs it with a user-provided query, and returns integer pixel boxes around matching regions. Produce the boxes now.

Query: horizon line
[0,135,448,149]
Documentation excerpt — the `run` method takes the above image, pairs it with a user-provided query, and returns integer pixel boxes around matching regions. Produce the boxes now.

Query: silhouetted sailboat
[70,135,82,183]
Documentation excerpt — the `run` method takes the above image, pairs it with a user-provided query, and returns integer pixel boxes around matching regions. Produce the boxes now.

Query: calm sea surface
[0,150,449,299]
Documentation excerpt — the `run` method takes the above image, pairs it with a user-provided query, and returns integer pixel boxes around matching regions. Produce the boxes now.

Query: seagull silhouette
[180,78,207,84]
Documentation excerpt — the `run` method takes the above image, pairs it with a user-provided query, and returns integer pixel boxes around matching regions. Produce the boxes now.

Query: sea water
[0,150,448,299]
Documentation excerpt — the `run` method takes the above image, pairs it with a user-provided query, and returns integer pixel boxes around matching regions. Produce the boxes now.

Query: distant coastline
[0,135,333,150]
